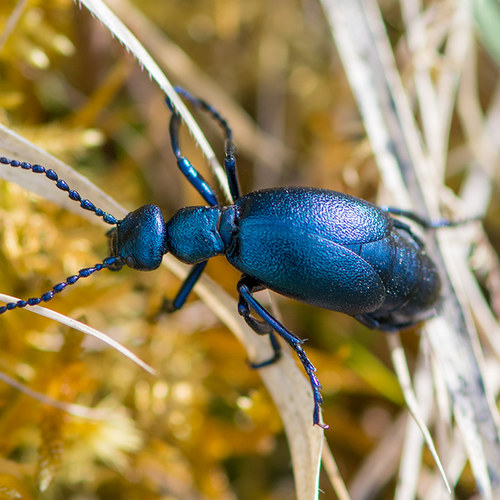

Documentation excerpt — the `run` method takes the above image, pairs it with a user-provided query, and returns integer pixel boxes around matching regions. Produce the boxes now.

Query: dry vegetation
[0,0,499,499]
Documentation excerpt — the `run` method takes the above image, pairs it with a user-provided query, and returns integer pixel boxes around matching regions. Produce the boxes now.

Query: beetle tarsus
[247,332,282,369]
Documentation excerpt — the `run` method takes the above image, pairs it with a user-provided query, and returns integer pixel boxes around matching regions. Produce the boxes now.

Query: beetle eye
[125,256,136,268]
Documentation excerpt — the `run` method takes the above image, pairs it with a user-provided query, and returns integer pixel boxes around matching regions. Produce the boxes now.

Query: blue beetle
[0,88,443,427]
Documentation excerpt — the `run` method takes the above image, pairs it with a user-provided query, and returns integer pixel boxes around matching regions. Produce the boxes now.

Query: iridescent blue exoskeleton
[0,88,447,427]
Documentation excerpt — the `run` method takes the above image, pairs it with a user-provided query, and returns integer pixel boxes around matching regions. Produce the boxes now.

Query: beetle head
[108,204,167,271]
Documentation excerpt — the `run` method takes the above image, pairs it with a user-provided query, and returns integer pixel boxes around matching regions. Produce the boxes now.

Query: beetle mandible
[0,87,446,427]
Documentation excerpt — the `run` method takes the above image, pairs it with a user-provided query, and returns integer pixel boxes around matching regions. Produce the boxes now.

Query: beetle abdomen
[227,220,386,315]
[355,228,441,327]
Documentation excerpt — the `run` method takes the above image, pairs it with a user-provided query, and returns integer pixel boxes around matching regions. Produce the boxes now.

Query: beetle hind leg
[356,310,436,332]
[237,286,283,368]
[237,275,327,428]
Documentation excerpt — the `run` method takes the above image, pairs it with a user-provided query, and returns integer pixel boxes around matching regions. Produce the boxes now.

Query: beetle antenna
[0,257,121,315]
[0,157,118,225]
[0,156,126,314]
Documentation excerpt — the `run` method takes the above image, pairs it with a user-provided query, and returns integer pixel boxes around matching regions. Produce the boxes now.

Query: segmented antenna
[0,156,122,314]
[0,257,120,314]
[0,157,118,225]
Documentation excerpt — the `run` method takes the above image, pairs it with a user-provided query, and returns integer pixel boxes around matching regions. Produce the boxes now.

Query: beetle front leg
[167,87,242,203]
[237,275,327,428]
[168,111,219,206]
[159,261,208,314]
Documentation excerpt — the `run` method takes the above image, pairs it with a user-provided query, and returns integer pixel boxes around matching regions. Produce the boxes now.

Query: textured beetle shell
[226,187,440,320]
[225,188,390,314]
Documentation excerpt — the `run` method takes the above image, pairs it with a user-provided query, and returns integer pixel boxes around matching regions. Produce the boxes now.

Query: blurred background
[0,0,499,498]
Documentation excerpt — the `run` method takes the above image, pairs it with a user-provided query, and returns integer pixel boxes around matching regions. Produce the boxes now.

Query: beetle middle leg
[237,275,327,428]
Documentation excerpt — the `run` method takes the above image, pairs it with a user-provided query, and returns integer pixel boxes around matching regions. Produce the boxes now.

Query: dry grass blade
[0,370,112,419]
[78,0,232,202]
[321,446,351,500]
[0,123,124,222]
[321,0,500,496]
[105,0,291,174]
[0,293,155,375]
[77,2,325,497]
[387,333,450,493]
[76,1,326,497]
[0,0,27,52]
